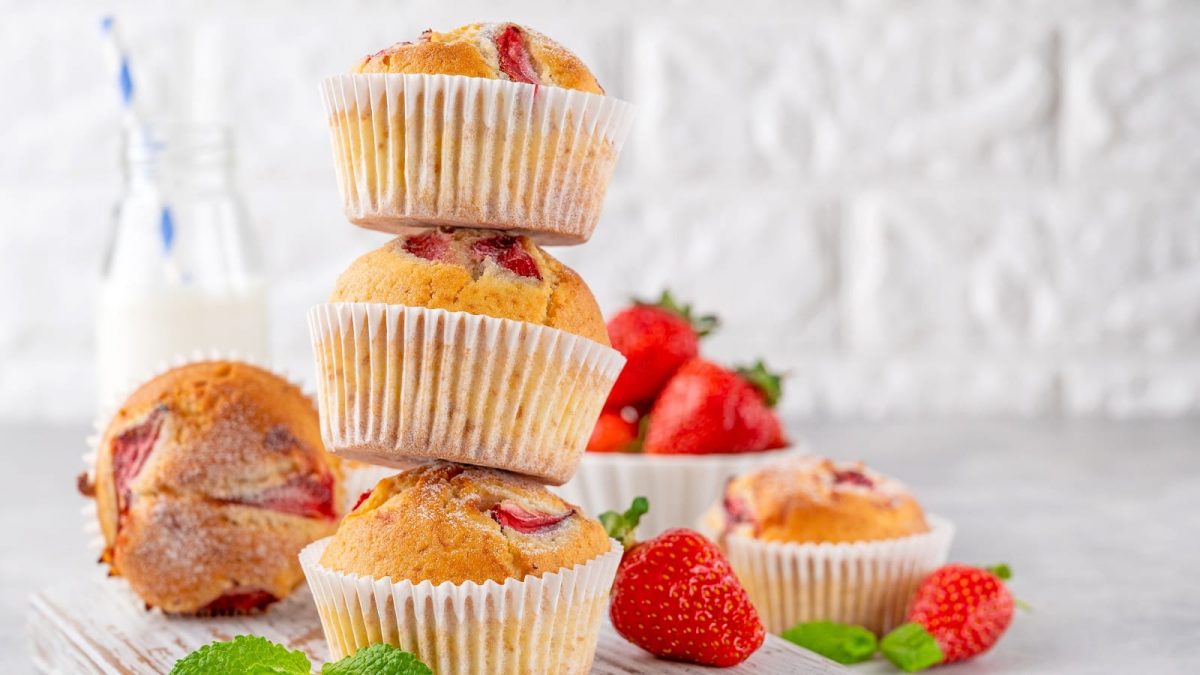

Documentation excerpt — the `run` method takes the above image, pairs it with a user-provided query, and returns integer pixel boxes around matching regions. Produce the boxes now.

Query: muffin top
[329,229,609,345]
[92,361,342,552]
[354,22,603,95]
[706,456,929,544]
[320,463,611,584]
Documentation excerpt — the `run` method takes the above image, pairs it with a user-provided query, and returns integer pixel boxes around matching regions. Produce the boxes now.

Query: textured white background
[1,0,1198,422]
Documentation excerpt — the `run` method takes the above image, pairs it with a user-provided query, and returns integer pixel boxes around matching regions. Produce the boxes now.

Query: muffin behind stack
[301,22,634,673]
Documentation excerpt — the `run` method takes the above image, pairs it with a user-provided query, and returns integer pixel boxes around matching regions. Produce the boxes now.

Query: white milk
[95,279,268,404]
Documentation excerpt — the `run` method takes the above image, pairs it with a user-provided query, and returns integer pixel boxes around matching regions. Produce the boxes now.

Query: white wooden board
[28,576,846,674]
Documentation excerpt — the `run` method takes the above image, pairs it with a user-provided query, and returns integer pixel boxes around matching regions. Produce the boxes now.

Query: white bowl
[554,445,804,538]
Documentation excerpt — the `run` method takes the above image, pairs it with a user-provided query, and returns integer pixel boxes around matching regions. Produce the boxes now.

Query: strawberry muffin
[701,456,954,635]
[86,361,342,614]
[322,22,634,244]
[301,463,622,673]
[310,229,624,484]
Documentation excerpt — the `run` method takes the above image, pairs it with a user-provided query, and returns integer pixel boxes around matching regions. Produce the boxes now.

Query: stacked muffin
[300,22,633,673]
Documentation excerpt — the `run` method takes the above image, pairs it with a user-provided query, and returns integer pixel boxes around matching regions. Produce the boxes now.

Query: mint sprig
[170,635,309,675]
[322,643,432,675]
[781,621,877,665]
[171,637,431,675]
[881,622,945,672]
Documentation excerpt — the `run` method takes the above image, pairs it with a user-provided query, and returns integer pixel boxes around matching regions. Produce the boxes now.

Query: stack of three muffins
[300,23,634,674]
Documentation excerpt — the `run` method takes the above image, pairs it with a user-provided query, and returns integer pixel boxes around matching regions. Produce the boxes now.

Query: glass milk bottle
[96,124,268,404]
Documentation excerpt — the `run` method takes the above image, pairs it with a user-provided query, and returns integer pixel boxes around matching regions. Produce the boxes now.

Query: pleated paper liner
[554,445,804,539]
[300,537,623,672]
[308,303,624,485]
[709,515,955,636]
[82,352,346,552]
[321,73,635,245]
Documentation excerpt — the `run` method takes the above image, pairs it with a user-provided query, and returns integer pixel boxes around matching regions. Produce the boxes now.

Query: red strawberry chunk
[610,528,764,666]
[236,471,338,521]
[495,25,539,85]
[491,500,572,533]
[833,469,874,488]
[200,589,278,614]
[111,406,167,518]
[471,235,541,279]
[352,489,373,511]
[403,231,451,262]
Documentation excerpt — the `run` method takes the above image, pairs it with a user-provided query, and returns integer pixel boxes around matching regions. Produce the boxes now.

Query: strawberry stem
[635,290,720,337]
[599,497,649,550]
[985,563,1012,580]
[735,360,783,407]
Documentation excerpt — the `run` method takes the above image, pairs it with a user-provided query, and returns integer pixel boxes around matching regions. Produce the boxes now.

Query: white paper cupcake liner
[554,445,804,539]
[308,303,625,485]
[300,537,623,672]
[715,515,955,635]
[321,73,635,245]
[83,352,342,553]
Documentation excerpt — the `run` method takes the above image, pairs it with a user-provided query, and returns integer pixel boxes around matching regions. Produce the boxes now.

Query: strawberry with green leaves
[882,564,1017,671]
[602,497,765,667]
[605,290,718,408]
[644,358,787,454]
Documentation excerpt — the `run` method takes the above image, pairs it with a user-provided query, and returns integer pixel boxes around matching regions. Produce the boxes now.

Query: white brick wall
[1,0,1198,422]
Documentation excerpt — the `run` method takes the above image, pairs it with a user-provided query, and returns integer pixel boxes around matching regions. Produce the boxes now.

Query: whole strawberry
[644,358,786,454]
[605,291,718,408]
[601,498,764,667]
[586,409,638,453]
[882,564,1016,671]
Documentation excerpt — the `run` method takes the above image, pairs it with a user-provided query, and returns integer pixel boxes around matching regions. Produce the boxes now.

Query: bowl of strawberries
[555,291,801,537]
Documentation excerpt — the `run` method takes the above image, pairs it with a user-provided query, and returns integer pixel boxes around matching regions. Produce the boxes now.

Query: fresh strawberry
[602,498,764,667]
[605,291,718,408]
[586,409,639,453]
[644,358,786,454]
[882,564,1016,671]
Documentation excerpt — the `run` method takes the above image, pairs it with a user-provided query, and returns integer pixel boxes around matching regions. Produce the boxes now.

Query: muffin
[329,228,607,344]
[87,361,342,614]
[322,21,634,244]
[706,456,930,543]
[309,230,624,484]
[701,456,954,635]
[301,463,622,672]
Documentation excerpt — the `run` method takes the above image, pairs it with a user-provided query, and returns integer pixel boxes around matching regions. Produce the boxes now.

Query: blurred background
[2,0,1199,425]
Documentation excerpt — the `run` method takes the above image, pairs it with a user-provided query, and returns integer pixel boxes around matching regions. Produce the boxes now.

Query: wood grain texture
[28,577,845,674]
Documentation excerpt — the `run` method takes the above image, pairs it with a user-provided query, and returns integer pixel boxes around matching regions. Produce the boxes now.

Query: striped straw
[99,15,179,280]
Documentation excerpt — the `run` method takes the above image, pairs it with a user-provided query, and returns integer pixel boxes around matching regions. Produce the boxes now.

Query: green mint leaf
[322,643,432,675]
[781,621,877,664]
[170,635,310,675]
[599,496,650,549]
[881,623,944,672]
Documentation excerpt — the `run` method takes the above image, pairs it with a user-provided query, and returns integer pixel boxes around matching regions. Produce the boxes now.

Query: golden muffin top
[706,455,929,544]
[321,463,611,584]
[354,22,603,95]
[329,228,609,345]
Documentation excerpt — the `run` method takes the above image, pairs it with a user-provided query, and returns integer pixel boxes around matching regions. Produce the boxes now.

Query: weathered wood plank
[28,577,845,674]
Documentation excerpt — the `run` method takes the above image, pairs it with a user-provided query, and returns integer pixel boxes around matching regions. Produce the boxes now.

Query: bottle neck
[122,125,236,193]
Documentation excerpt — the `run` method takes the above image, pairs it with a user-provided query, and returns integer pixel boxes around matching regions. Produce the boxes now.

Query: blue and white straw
[100,16,179,281]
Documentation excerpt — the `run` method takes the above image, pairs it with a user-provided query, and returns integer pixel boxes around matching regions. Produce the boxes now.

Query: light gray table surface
[5,420,1198,674]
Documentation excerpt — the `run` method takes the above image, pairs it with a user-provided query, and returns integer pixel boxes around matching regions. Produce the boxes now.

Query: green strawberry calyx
[781,621,878,665]
[881,622,945,672]
[599,496,649,550]
[636,290,720,338]
[984,562,1032,611]
[736,360,784,407]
